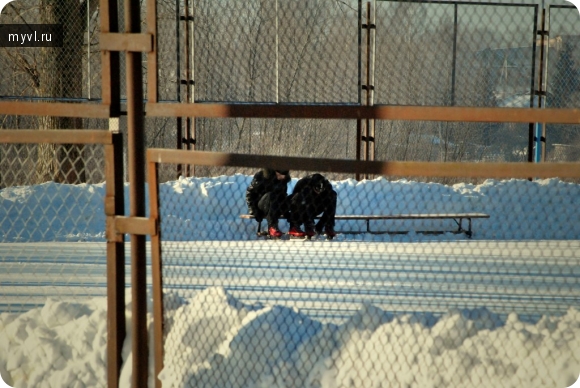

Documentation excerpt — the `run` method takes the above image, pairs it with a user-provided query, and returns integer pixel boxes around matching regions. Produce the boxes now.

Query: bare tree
[1,0,95,184]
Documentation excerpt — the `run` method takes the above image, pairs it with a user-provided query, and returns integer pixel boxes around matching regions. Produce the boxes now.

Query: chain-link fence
[2,0,580,386]
[0,140,109,311]
[2,0,580,172]
[150,154,580,387]
[150,0,580,175]
[546,5,580,161]
[0,134,119,386]
[0,0,101,101]
[0,0,178,184]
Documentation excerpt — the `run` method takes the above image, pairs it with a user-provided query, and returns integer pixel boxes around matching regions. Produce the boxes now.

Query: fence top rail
[0,130,114,145]
[0,102,111,119]
[147,149,580,179]
[145,103,580,125]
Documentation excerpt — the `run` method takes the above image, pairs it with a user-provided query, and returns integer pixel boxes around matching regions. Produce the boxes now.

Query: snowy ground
[1,175,580,387]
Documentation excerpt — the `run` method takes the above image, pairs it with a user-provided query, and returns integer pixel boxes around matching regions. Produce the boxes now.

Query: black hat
[275,169,289,175]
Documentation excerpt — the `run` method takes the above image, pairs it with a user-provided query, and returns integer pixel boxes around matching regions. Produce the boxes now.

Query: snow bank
[0,298,108,387]
[156,287,580,388]
[2,175,579,242]
[1,287,579,388]
[159,175,580,241]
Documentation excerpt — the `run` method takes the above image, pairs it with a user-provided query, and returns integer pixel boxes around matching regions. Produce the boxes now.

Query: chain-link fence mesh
[0,0,101,101]
[150,0,580,172]
[0,141,109,313]
[0,138,106,187]
[546,5,580,161]
[0,139,112,385]
[375,2,537,107]
[154,162,580,387]
[2,0,580,386]
[3,0,579,165]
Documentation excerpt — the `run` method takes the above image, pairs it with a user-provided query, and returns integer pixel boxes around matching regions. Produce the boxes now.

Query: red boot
[268,226,283,238]
[288,226,306,238]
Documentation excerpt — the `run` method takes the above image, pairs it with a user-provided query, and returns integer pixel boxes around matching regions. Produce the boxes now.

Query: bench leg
[453,217,471,238]
[454,218,463,234]
[456,217,473,238]
[467,218,473,238]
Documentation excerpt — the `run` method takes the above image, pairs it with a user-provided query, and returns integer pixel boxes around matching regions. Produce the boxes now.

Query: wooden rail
[147,149,580,179]
[146,103,580,124]
[0,130,113,144]
[0,101,110,118]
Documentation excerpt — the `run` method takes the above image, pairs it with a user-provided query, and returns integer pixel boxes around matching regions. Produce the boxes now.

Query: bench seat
[241,213,490,238]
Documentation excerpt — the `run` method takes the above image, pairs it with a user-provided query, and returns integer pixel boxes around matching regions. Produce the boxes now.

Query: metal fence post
[125,0,148,384]
[105,132,126,388]
[148,157,164,388]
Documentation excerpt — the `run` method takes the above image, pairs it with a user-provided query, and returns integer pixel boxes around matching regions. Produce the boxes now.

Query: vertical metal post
[175,0,183,178]
[125,0,148,384]
[535,5,547,163]
[87,0,91,100]
[451,3,458,106]
[363,3,370,165]
[363,2,375,179]
[147,0,158,103]
[148,158,164,388]
[356,0,362,181]
[181,0,195,177]
[190,1,196,176]
[184,0,192,177]
[528,5,539,164]
[100,0,120,117]
[100,0,122,385]
[275,0,280,104]
[370,1,376,165]
[541,7,550,162]
[105,133,125,388]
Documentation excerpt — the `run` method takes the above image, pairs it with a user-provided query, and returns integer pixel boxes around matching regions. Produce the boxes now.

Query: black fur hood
[262,168,291,183]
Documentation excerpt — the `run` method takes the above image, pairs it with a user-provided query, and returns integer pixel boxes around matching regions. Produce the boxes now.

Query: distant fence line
[1,1,580,185]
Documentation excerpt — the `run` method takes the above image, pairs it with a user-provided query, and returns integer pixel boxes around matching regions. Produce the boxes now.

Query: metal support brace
[107,216,158,241]
[451,217,473,238]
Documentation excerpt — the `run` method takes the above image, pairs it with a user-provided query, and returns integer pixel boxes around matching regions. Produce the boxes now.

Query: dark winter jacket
[291,173,333,200]
[290,173,337,229]
[246,169,291,215]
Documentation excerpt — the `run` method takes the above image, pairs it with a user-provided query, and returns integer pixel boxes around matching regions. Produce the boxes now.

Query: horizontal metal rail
[147,149,580,178]
[146,103,580,124]
[0,130,114,144]
[100,33,154,52]
[3,101,579,125]
[0,101,111,118]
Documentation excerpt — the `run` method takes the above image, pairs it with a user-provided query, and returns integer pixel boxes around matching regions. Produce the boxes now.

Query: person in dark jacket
[289,173,337,238]
[246,168,294,238]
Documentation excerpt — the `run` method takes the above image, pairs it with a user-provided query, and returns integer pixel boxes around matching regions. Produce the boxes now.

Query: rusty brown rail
[147,149,580,179]
[146,103,580,124]
[0,130,113,144]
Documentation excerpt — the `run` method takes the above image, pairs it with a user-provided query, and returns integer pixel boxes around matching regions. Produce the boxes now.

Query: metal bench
[240,212,490,238]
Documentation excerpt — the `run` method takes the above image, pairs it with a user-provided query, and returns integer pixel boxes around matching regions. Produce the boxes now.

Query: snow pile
[159,287,580,388]
[0,298,108,387]
[1,289,579,388]
[1,175,580,387]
